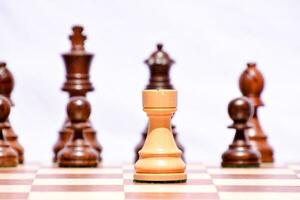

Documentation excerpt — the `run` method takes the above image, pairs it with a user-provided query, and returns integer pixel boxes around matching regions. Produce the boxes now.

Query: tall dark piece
[222,97,261,168]
[53,26,102,162]
[134,44,184,162]
[239,63,274,162]
[57,96,99,167]
[0,62,24,163]
[0,95,18,167]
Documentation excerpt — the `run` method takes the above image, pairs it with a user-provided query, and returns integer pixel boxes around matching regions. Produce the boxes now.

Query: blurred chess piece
[134,89,186,182]
[57,96,99,167]
[0,95,18,167]
[135,44,184,162]
[0,62,24,163]
[239,63,274,162]
[53,26,102,162]
[222,97,261,168]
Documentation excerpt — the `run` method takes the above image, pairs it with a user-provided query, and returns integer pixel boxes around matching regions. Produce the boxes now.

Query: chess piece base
[0,141,18,167]
[247,106,274,163]
[134,125,185,162]
[221,161,259,168]
[4,128,24,164]
[54,125,102,162]
[57,139,98,168]
[222,144,260,168]
[249,137,274,163]
[84,127,102,162]
[17,154,23,164]
[53,128,72,162]
[58,159,98,168]
[5,137,23,164]
[134,172,187,183]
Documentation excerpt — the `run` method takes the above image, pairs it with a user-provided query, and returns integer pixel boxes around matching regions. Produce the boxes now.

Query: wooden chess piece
[53,120,73,162]
[222,97,261,168]
[239,63,274,162]
[62,25,94,96]
[0,95,18,167]
[53,26,102,162]
[134,89,186,182]
[0,62,24,163]
[57,96,99,167]
[134,44,184,162]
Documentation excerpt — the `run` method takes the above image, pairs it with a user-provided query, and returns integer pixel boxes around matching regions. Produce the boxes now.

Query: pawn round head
[0,95,10,123]
[67,97,91,123]
[228,97,253,123]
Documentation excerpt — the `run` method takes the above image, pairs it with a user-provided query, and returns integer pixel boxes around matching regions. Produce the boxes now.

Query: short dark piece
[57,97,99,167]
[222,97,261,168]
[0,95,18,167]
[0,62,24,164]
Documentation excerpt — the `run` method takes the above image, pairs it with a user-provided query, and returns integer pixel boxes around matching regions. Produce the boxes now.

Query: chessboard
[1,163,300,200]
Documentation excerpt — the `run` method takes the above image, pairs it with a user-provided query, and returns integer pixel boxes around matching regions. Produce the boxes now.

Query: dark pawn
[53,26,102,162]
[239,63,274,162]
[222,97,261,168]
[0,96,18,167]
[57,97,99,167]
[134,44,184,162]
[0,62,24,164]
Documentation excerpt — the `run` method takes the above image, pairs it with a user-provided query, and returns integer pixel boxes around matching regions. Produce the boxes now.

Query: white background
[0,0,300,165]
